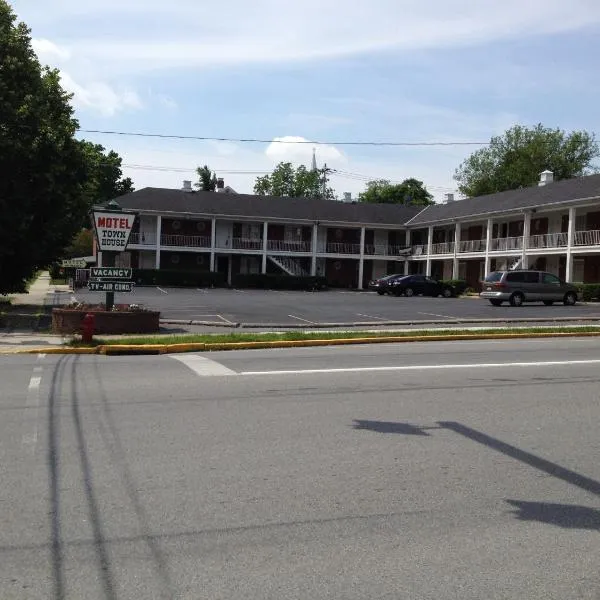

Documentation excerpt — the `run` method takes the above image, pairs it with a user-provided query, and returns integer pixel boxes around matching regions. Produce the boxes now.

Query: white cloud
[265,136,345,168]
[31,38,70,61]
[59,72,143,117]
[24,0,600,74]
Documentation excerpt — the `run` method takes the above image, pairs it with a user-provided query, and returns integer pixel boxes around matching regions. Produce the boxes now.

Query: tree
[254,162,336,200]
[79,141,134,207]
[195,164,217,191]
[63,228,93,258]
[0,1,90,294]
[454,124,599,197]
[359,178,434,206]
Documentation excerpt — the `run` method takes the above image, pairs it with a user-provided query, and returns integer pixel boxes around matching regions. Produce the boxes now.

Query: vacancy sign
[92,211,135,251]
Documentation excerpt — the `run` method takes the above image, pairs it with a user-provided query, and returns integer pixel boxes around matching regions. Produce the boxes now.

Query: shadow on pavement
[353,419,431,436]
[506,500,600,531]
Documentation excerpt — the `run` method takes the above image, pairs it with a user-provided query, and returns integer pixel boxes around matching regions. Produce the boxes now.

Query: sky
[10,0,600,202]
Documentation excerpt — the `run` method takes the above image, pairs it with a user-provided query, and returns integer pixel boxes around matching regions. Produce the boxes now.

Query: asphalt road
[1,338,599,599]
[75,286,600,326]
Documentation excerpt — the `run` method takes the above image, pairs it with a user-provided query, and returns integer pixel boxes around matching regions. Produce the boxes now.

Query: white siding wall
[139,215,156,239]
[139,251,155,269]
[371,261,387,279]
[317,227,327,250]
[373,230,388,247]
[215,221,233,247]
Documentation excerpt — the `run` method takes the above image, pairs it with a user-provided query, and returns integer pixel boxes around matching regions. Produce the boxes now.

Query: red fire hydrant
[81,313,95,343]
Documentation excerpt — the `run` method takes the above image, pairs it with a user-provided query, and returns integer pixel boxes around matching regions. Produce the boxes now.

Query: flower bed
[52,303,160,335]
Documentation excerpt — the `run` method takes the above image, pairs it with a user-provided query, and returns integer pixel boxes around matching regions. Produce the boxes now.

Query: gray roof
[407,174,600,226]
[115,187,422,227]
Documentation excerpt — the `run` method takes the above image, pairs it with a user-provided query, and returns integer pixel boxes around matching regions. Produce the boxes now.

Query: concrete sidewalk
[10,271,75,307]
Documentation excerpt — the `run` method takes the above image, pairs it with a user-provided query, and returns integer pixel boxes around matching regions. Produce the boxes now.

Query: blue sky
[11,0,600,201]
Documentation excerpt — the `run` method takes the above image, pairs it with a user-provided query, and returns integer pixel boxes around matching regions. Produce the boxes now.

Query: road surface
[1,338,599,599]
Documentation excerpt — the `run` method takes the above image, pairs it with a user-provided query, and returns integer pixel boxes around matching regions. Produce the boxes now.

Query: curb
[4,330,600,355]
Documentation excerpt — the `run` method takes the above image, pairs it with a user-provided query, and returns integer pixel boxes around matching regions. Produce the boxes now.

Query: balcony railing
[161,234,211,248]
[320,242,362,254]
[231,237,262,250]
[431,241,455,255]
[528,232,568,249]
[459,239,486,253]
[490,236,523,251]
[574,229,600,246]
[364,244,411,256]
[267,240,311,253]
[411,244,428,256]
[128,232,157,245]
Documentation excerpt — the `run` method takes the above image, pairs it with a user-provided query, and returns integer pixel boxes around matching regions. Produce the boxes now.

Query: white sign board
[92,211,135,251]
[61,259,87,268]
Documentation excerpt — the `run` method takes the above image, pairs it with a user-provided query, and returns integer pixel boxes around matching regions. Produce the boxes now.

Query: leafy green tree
[254,162,336,200]
[359,178,434,206]
[196,164,217,191]
[63,228,93,258]
[454,124,599,197]
[0,1,90,294]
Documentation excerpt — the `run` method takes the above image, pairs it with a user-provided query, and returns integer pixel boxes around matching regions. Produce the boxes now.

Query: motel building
[101,171,600,290]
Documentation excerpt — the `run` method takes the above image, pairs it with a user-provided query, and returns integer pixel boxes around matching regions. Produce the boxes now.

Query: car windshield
[484,272,503,283]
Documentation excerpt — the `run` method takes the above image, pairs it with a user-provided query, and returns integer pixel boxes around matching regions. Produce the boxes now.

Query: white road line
[356,313,388,321]
[217,314,234,324]
[240,358,600,377]
[288,314,316,324]
[28,376,41,390]
[157,287,168,294]
[170,354,238,376]
[22,354,45,451]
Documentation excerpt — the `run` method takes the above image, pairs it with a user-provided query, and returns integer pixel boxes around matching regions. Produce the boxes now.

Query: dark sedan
[387,275,454,297]
[368,274,404,295]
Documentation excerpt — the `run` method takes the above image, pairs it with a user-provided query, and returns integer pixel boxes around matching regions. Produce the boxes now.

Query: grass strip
[71,325,600,347]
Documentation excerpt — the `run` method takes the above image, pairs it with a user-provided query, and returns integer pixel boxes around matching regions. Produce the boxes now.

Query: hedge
[133,269,227,288]
[575,283,600,302]
[440,279,468,295]
[231,274,327,290]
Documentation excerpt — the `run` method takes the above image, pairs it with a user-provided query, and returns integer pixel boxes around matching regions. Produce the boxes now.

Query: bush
[133,269,227,288]
[232,274,327,291]
[440,279,468,295]
[575,283,600,302]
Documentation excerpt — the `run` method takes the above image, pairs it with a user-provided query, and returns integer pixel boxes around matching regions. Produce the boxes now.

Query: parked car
[387,275,454,298]
[368,273,404,295]
[479,270,578,306]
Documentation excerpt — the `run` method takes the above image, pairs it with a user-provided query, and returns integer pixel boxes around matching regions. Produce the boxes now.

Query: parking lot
[74,286,600,327]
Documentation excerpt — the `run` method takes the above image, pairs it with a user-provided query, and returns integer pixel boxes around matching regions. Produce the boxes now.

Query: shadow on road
[505,500,600,531]
[353,419,431,435]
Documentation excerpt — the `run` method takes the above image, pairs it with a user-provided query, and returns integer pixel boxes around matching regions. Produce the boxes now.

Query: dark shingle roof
[407,174,600,226]
[115,188,423,227]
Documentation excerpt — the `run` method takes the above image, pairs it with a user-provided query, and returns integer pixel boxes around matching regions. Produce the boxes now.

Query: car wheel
[442,287,453,298]
[509,293,524,307]
[377,290,385,295]
[404,287,414,297]
[543,300,554,306]
[489,299,503,306]
[563,292,577,306]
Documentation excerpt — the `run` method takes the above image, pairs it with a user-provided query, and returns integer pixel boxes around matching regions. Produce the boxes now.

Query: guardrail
[267,240,311,252]
[528,232,568,248]
[574,229,600,246]
[431,242,455,255]
[128,233,157,245]
[490,236,523,251]
[161,234,211,248]
[459,239,486,253]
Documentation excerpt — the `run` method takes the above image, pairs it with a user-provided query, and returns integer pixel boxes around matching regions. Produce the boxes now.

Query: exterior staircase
[509,257,522,270]
[268,255,309,277]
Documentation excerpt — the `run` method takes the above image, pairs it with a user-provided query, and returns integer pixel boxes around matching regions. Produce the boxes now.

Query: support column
[155,215,162,270]
[358,227,366,290]
[404,229,411,275]
[425,225,433,276]
[311,223,318,276]
[521,212,531,270]
[566,207,576,282]
[452,222,460,280]
[261,221,268,274]
[210,217,216,272]
[484,217,493,276]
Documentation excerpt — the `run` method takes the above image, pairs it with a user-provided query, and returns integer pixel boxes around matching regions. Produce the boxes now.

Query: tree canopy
[454,124,599,197]
[0,1,91,294]
[196,164,217,191]
[254,162,336,200]
[359,178,434,206]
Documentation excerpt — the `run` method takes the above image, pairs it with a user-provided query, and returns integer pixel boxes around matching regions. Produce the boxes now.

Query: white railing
[459,239,486,253]
[490,236,523,251]
[267,240,311,253]
[431,241,455,255]
[411,244,427,256]
[364,244,412,256]
[231,237,263,250]
[128,232,157,245]
[574,229,600,246]
[268,255,309,276]
[528,232,568,249]
[160,234,211,248]
[320,242,362,254]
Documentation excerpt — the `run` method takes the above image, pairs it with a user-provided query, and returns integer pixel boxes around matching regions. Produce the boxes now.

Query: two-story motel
[106,171,600,289]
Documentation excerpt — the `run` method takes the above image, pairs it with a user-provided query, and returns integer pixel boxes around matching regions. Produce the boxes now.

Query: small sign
[88,280,134,293]
[92,211,135,251]
[61,259,87,268]
[91,267,132,279]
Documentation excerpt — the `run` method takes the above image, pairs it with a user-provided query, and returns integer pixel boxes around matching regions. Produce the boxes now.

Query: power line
[80,128,488,147]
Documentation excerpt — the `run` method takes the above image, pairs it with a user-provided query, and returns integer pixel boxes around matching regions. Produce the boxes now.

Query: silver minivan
[480,270,578,307]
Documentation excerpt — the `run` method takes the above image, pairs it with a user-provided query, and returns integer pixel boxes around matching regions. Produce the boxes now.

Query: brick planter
[52,309,160,335]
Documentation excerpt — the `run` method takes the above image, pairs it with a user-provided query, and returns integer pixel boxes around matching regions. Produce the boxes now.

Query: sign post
[91,200,135,310]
